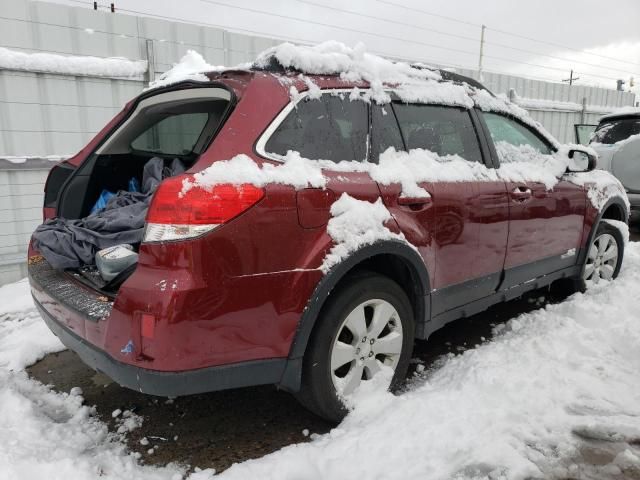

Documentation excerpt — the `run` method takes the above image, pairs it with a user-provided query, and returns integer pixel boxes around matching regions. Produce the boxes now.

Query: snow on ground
[2,244,640,479]
[0,280,213,480]
[219,246,640,480]
[0,279,65,371]
[0,46,146,78]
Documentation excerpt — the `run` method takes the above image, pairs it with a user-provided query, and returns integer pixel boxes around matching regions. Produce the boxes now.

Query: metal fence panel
[0,0,637,285]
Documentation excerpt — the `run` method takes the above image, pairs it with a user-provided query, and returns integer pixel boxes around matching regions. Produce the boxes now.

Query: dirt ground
[27,223,640,475]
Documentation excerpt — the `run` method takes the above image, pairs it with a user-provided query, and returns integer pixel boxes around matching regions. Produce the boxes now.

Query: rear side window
[265,95,369,162]
[392,104,483,163]
[132,112,209,155]
[592,118,640,145]
[482,112,552,156]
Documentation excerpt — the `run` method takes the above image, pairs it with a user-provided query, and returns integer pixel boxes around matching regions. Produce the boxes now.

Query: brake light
[143,175,264,242]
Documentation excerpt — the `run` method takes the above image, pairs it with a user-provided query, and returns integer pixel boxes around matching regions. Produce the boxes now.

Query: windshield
[591,117,640,145]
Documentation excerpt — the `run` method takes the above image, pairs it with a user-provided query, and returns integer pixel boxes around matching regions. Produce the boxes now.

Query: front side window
[265,94,369,162]
[132,112,210,155]
[482,112,552,161]
[591,118,640,145]
[392,104,483,163]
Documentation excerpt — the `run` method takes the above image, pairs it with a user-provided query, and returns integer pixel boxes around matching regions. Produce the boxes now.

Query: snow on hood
[0,46,146,78]
[146,50,225,90]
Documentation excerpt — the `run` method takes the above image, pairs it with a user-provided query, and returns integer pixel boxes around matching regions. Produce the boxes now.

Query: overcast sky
[50,0,640,89]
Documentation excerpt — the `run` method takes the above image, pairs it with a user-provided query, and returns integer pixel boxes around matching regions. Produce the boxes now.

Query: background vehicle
[589,110,640,214]
[28,62,628,422]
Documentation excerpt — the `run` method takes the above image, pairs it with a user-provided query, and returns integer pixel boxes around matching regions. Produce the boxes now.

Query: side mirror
[567,149,597,173]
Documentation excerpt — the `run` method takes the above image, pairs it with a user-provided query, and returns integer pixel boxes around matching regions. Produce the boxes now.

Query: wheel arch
[278,239,430,392]
[578,196,629,267]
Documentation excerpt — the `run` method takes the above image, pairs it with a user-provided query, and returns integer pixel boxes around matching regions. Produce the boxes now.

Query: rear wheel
[296,273,414,422]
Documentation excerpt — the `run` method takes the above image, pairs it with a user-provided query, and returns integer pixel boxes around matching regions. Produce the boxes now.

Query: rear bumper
[34,296,286,396]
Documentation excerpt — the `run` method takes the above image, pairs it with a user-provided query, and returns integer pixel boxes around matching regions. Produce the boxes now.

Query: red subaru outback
[28,53,628,421]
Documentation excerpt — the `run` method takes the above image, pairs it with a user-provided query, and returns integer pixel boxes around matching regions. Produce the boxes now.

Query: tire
[295,272,415,423]
[576,221,625,291]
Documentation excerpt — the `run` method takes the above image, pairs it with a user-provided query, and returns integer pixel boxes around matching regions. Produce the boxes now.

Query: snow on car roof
[600,106,640,121]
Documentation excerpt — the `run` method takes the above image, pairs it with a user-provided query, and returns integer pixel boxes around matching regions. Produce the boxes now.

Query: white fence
[0,0,637,285]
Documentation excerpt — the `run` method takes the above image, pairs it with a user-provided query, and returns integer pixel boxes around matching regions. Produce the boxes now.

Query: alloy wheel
[330,299,403,397]
[583,233,619,283]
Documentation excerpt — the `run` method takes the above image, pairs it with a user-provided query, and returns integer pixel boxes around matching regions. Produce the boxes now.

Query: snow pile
[0,279,213,480]
[494,142,568,190]
[372,148,498,197]
[147,50,224,90]
[0,155,70,165]
[0,279,64,371]
[321,194,411,273]
[0,46,146,78]
[509,91,614,116]
[568,168,630,212]
[183,143,626,214]
[219,245,640,480]
[601,105,640,120]
[603,219,630,245]
[181,152,326,195]
[255,41,471,106]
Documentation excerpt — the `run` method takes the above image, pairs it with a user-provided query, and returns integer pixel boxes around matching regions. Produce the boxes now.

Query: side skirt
[424,263,581,339]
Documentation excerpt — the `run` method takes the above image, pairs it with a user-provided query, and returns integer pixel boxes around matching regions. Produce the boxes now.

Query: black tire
[575,221,625,291]
[295,272,415,423]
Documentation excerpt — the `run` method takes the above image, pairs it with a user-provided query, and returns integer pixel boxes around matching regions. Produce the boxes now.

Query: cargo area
[32,85,233,294]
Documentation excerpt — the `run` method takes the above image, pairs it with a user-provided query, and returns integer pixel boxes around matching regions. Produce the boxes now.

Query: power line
[198,0,481,59]
[0,13,224,53]
[59,0,630,87]
[489,26,640,69]
[375,0,640,69]
[296,0,480,44]
[294,0,639,78]
[198,0,626,83]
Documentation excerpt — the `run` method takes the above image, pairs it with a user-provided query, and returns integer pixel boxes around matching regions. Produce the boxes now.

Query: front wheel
[296,273,415,422]
[580,221,624,288]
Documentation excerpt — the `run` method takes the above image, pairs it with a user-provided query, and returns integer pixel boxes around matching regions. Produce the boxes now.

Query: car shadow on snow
[27,287,569,474]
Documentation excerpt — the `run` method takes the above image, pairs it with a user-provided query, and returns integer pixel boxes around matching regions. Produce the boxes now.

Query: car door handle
[397,196,433,210]
[511,187,532,202]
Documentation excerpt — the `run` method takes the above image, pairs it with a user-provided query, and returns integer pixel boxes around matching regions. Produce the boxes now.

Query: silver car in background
[589,110,640,213]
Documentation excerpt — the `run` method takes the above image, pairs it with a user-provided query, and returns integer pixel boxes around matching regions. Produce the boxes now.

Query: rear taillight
[143,175,265,242]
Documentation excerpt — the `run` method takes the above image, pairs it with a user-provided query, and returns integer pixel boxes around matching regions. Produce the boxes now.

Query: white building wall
[0,0,636,285]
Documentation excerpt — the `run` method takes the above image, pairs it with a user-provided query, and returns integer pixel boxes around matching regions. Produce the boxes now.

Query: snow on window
[0,46,147,79]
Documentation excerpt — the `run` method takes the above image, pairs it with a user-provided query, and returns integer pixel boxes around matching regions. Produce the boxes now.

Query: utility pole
[477,24,486,82]
[562,69,579,85]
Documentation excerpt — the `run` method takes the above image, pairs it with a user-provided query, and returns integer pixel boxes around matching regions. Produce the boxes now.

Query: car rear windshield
[592,117,640,145]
